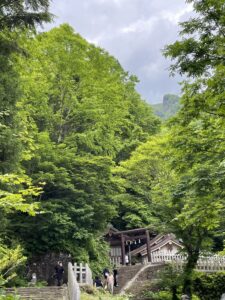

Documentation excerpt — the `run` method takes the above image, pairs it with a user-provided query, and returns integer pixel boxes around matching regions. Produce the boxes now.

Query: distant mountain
[152,94,180,119]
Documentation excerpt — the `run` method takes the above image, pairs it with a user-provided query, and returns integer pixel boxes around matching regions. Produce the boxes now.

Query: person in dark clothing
[94,276,103,288]
[55,261,64,286]
[113,265,118,287]
[102,267,109,289]
[103,267,109,279]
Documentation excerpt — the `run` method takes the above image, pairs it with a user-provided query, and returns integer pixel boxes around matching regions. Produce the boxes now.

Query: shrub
[142,290,172,300]
[81,289,129,300]
[193,272,225,300]
[0,295,21,300]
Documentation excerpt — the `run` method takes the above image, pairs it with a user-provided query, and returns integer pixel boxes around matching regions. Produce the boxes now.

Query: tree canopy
[0,0,51,30]
[1,24,159,271]
[0,0,224,296]
[164,0,225,76]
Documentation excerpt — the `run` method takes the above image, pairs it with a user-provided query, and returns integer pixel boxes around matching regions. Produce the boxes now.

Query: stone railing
[67,262,80,300]
[73,262,93,286]
[151,252,225,272]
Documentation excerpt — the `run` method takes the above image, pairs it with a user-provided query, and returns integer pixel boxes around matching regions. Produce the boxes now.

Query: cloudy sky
[46,0,193,104]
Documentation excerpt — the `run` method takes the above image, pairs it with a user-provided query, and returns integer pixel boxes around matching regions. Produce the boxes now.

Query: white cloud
[160,3,193,24]
[46,0,193,103]
[121,16,159,34]
[121,3,193,34]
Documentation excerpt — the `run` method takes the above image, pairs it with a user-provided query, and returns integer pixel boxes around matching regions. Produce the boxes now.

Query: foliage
[164,0,225,76]
[143,290,172,300]
[0,1,223,295]
[0,295,20,300]
[0,245,26,287]
[0,174,40,214]
[193,272,225,300]
[158,0,225,297]
[154,265,183,300]
[80,288,129,300]
[114,68,225,295]
[0,0,51,31]
[0,23,159,270]
[88,238,111,277]
[143,290,200,300]
[112,134,167,229]
[0,1,49,285]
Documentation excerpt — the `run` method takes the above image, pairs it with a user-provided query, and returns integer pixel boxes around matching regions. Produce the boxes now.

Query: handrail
[150,251,225,272]
[68,262,80,300]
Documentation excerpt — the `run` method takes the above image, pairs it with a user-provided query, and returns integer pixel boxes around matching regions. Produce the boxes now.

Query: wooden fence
[151,252,225,272]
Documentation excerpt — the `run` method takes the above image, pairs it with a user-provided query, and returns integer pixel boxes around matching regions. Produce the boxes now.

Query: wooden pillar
[146,230,151,263]
[121,234,125,265]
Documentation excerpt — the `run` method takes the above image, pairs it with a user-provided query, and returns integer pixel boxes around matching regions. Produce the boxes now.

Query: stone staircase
[114,263,165,298]
[114,264,145,294]
[5,286,68,300]
[126,264,165,299]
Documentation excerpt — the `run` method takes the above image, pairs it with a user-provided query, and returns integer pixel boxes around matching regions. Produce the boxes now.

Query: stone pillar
[121,234,125,265]
[146,230,151,263]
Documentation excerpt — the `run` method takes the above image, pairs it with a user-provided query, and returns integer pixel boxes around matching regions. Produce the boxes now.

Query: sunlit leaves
[0,244,26,287]
[0,174,41,215]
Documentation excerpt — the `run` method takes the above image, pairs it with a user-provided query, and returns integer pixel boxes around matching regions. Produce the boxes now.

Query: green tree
[112,134,166,229]
[162,1,225,297]
[0,244,26,287]
[114,123,224,298]
[0,0,51,30]
[0,174,40,214]
[5,24,159,265]
[0,0,52,175]
[164,0,225,76]
[0,0,51,285]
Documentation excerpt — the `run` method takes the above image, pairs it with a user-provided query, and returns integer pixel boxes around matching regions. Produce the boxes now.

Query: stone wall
[136,264,165,281]
[27,252,72,285]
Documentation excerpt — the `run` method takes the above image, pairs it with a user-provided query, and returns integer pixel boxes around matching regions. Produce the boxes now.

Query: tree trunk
[182,250,199,299]
[171,285,179,300]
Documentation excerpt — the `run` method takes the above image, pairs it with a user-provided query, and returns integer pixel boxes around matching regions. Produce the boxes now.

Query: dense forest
[0,0,225,299]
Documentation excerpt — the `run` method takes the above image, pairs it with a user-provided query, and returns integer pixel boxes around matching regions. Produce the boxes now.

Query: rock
[221,293,225,300]
[181,295,190,300]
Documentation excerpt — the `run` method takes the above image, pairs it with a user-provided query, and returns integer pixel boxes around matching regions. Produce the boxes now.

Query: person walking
[55,261,64,286]
[106,271,114,294]
[103,267,109,289]
[103,267,109,279]
[113,265,118,287]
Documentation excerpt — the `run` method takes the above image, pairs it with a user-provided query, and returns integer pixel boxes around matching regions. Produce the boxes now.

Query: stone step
[114,264,144,293]
[5,286,68,300]
[114,263,166,295]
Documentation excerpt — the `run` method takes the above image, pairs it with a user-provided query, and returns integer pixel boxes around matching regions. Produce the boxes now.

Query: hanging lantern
[138,239,141,244]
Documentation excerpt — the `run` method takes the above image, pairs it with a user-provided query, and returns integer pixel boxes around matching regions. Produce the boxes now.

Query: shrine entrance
[105,226,153,266]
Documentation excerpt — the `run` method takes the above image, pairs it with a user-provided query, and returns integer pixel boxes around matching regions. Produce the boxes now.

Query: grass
[81,293,129,300]
[81,288,130,300]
